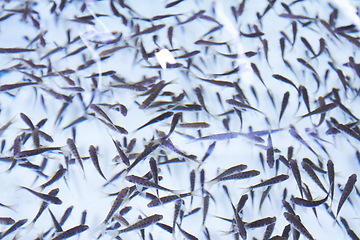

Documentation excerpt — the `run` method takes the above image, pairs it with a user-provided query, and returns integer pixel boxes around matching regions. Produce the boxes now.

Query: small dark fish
[20,112,35,130]
[279,13,313,20]
[147,192,192,207]
[266,134,275,168]
[112,139,130,166]
[250,174,289,189]
[289,125,317,156]
[337,174,357,216]
[126,175,180,194]
[118,214,163,234]
[290,160,303,197]
[259,186,272,210]
[327,160,335,202]
[60,206,74,226]
[127,142,160,172]
[167,112,182,138]
[299,86,310,113]
[89,145,106,180]
[200,141,216,165]
[284,212,314,240]
[132,24,165,38]
[104,187,130,223]
[240,30,264,38]
[149,157,158,186]
[136,111,174,131]
[209,164,248,182]
[20,186,62,204]
[177,223,198,240]
[226,99,262,113]
[202,194,210,225]
[0,219,27,239]
[251,63,265,86]
[0,47,35,53]
[39,165,66,189]
[52,224,89,240]
[165,0,184,8]
[279,92,290,123]
[300,102,337,118]
[218,170,260,182]
[90,104,113,124]
[66,138,84,171]
[0,82,38,92]
[290,193,328,207]
[48,208,63,232]
[246,216,276,229]
[178,122,210,128]
[301,162,328,194]
[0,217,15,225]
[195,40,227,45]
[331,118,360,142]
[301,37,316,56]
[198,78,235,87]
[297,58,317,75]
[176,50,200,59]
[15,147,62,159]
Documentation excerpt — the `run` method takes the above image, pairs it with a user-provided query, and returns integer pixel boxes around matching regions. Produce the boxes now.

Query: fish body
[118,214,163,234]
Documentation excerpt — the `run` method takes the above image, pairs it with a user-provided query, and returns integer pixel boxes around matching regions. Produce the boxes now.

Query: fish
[0,217,15,225]
[199,141,216,165]
[14,147,62,159]
[209,164,248,182]
[259,186,272,210]
[301,37,316,56]
[89,145,107,180]
[217,170,260,182]
[0,82,38,92]
[226,99,262,113]
[20,186,62,204]
[167,112,182,138]
[104,187,130,223]
[132,24,166,38]
[60,206,74,226]
[327,160,335,202]
[127,141,160,172]
[178,122,210,128]
[289,160,303,197]
[149,157,158,186]
[116,214,163,234]
[51,225,89,240]
[202,194,210,225]
[66,138,84,171]
[245,216,276,229]
[89,104,114,124]
[289,125,318,156]
[0,219,27,239]
[301,161,328,194]
[279,91,290,123]
[249,174,289,189]
[176,223,198,240]
[266,134,275,168]
[125,175,180,194]
[290,193,328,207]
[337,174,357,216]
[284,212,315,240]
[48,208,63,232]
[166,0,184,8]
[147,192,192,207]
[39,165,66,189]
[139,81,166,109]
[136,111,174,131]
[0,47,35,53]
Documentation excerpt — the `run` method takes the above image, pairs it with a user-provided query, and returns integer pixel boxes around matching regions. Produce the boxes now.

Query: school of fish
[0,0,360,239]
